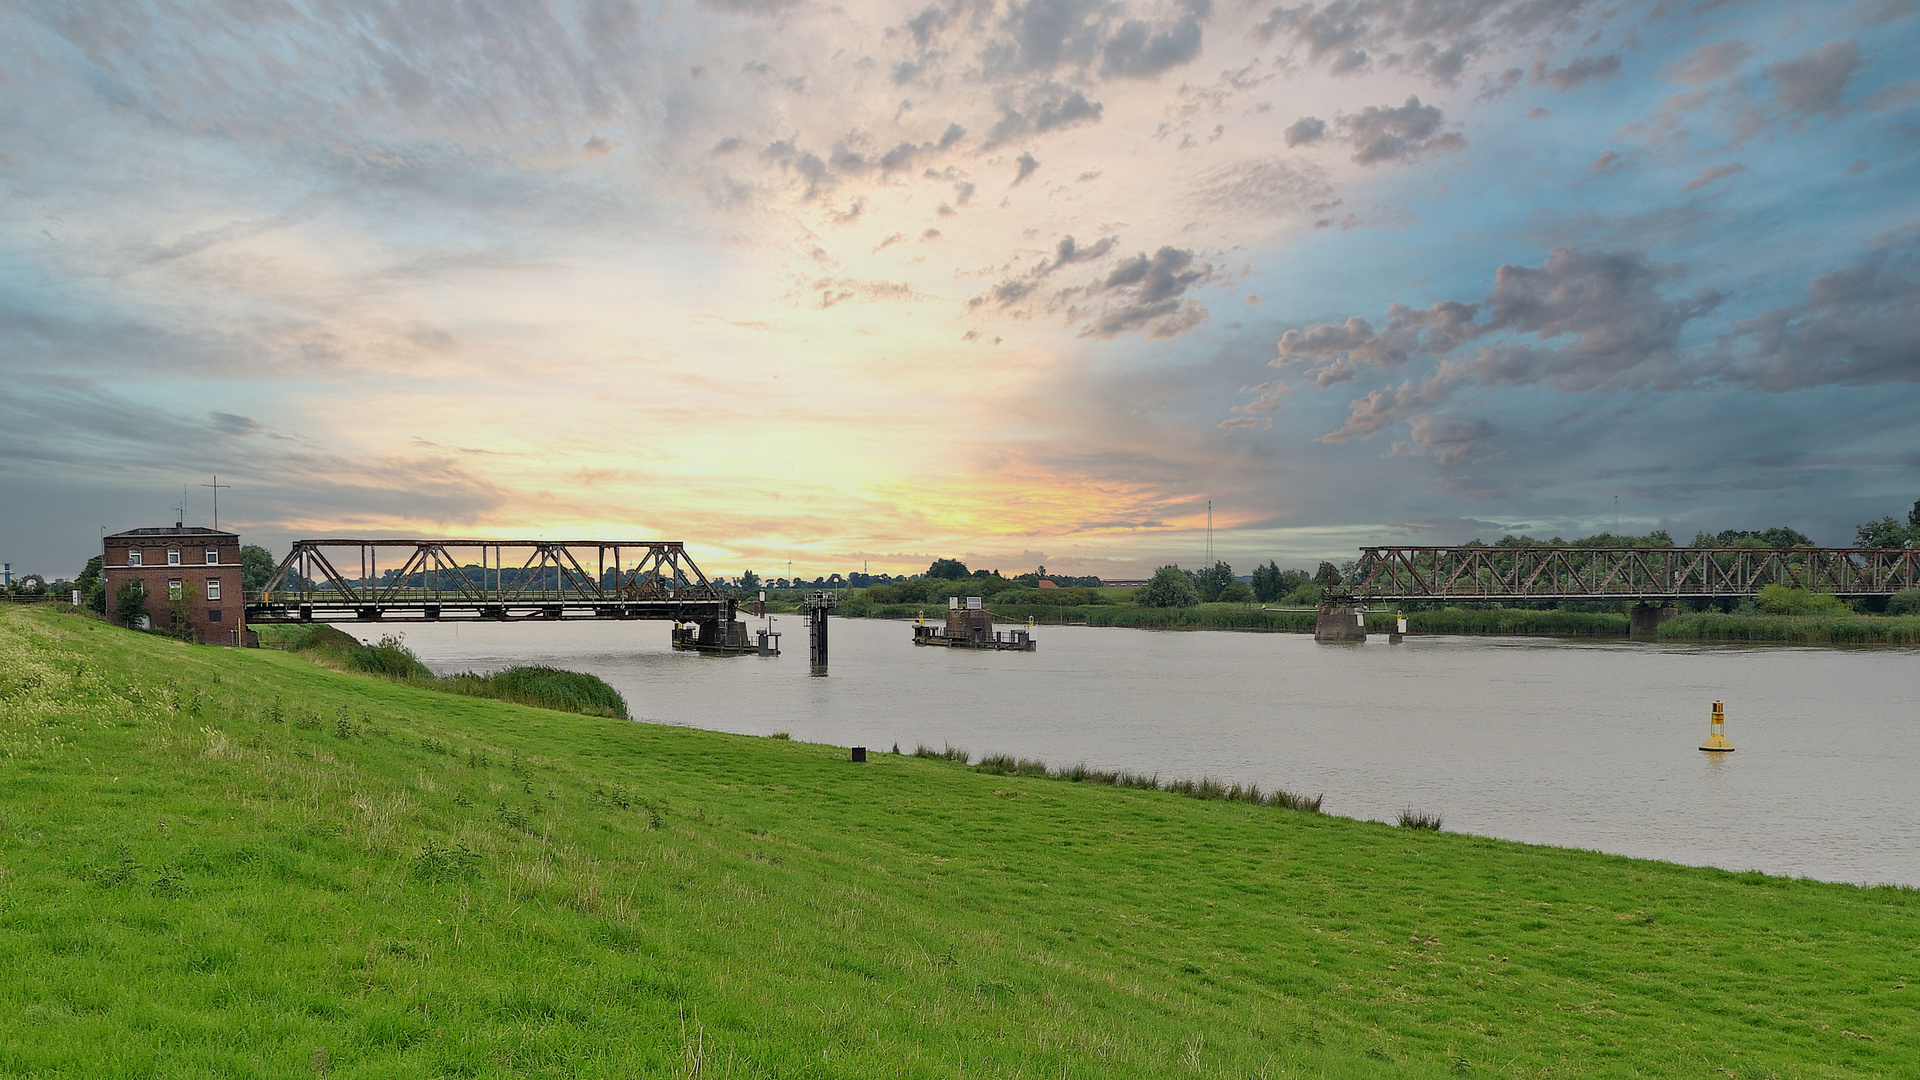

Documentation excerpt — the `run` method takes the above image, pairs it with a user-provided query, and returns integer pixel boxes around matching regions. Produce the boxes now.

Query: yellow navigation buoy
[1700,700,1735,752]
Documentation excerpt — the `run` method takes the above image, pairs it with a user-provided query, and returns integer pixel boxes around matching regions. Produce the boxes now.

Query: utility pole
[1205,500,1214,567]
[202,475,231,531]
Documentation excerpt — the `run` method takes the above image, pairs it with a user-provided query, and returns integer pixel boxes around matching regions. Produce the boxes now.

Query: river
[339,617,1920,888]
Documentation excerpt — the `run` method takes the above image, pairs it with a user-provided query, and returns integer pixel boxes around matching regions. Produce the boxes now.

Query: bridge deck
[1341,546,1919,603]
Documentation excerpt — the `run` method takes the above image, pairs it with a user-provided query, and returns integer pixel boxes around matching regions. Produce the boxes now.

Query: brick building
[102,525,249,645]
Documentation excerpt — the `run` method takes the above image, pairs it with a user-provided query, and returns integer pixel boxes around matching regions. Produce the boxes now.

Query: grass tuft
[1398,808,1444,830]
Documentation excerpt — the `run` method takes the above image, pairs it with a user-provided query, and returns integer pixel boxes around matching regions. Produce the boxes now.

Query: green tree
[1855,517,1912,549]
[739,569,761,591]
[1250,560,1282,602]
[1887,588,1920,616]
[1219,580,1254,603]
[1136,566,1200,608]
[926,558,971,580]
[1191,560,1234,602]
[240,545,278,591]
[1754,585,1849,616]
[114,581,148,627]
[76,555,107,613]
[1312,561,1341,587]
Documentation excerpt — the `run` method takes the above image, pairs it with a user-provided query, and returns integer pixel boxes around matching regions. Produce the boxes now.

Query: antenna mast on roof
[201,475,231,531]
[173,486,188,529]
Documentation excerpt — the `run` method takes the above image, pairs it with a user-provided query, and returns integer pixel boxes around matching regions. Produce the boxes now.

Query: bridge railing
[1339,546,1920,602]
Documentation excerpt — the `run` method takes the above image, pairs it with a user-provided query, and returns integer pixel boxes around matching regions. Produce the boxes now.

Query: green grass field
[2,606,1915,1078]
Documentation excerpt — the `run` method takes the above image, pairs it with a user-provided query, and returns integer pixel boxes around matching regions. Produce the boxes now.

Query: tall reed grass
[909,744,1323,812]
[1658,612,1920,644]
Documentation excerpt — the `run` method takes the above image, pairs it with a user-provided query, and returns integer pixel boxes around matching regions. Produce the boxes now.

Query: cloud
[1256,0,1604,86]
[1216,415,1272,430]
[1278,248,1726,443]
[582,135,613,155]
[1077,246,1213,338]
[1283,116,1326,146]
[1718,233,1920,391]
[1336,97,1466,166]
[981,0,1210,81]
[1013,151,1041,185]
[1529,54,1621,91]
[1661,39,1751,85]
[1763,39,1861,119]
[1680,162,1748,192]
[984,84,1106,147]
[1100,12,1208,78]
[1587,149,1628,176]
[970,234,1119,310]
[1191,157,1336,219]
[1388,413,1497,463]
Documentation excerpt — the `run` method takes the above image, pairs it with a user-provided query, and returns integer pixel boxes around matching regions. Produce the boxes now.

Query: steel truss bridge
[1336,546,1920,604]
[246,539,735,625]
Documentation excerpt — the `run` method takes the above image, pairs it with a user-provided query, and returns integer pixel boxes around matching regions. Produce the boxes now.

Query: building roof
[106,526,239,540]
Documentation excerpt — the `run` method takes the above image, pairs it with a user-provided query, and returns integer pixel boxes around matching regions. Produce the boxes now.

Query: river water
[343,617,1920,887]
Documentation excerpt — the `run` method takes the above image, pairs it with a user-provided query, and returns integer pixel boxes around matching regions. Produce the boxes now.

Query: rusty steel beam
[246,539,734,623]
[1337,546,1920,603]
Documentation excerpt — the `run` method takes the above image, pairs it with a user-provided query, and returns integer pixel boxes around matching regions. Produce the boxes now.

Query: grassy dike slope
[2,608,1915,1078]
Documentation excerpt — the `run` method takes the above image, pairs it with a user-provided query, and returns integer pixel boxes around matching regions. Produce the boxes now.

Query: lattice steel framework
[247,539,733,623]
[1338,547,1920,603]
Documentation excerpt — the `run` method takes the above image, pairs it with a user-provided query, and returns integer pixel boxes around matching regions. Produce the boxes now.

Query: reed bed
[1658,612,1920,644]
[913,744,1323,812]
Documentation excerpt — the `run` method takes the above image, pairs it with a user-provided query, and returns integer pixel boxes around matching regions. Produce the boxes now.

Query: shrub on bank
[438,666,630,720]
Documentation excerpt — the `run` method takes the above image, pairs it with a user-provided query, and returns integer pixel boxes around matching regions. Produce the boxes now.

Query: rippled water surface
[346,617,1920,886]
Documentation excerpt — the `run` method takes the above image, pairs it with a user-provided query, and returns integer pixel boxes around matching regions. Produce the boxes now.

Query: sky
[2,0,1916,582]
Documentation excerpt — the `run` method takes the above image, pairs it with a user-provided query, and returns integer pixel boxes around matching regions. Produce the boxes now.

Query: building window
[206,579,221,601]
[127,549,142,566]
[205,548,219,564]
[168,580,183,601]
[168,549,181,566]
[208,609,223,622]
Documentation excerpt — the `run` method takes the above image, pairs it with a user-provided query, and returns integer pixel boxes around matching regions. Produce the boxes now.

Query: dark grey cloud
[1256,0,1601,86]
[1529,53,1621,91]
[981,0,1210,80]
[970,234,1119,310]
[1763,39,1861,119]
[1276,248,1724,443]
[1336,96,1466,165]
[1389,412,1497,463]
[1283,116,1326,146]
[1078,246,1212,338]
[1013,151,1041,184]
[984,84,1105,147]
[1719,232,1920,391]
[1100,11,1208,78]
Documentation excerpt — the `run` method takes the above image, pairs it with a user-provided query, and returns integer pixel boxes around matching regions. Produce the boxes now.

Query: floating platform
[913,599,1036,650]
[913,624,1036,650]
[672,621,779,656]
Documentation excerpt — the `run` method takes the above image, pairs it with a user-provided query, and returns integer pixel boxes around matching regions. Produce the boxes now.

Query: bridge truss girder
[1340,546,1920,603]
[248,539,734,623]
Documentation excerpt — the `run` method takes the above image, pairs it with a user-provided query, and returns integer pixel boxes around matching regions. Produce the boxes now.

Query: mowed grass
[1,607,1915,1078]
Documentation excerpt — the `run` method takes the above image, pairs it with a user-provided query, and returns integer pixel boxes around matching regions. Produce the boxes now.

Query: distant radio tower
[1205,500,1214,566]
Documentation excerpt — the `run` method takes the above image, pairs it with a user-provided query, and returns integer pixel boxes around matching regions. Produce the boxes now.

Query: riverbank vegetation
[3,604,1916,1076]
[255,623,629,718]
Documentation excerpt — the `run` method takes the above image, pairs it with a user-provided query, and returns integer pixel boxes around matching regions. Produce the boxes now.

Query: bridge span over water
[246,539,736,628]
[1334,546,1920,604]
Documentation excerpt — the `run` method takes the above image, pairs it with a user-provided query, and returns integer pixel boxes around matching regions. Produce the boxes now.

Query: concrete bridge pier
[1314,605,1368,643]
[1630,602,1678,639]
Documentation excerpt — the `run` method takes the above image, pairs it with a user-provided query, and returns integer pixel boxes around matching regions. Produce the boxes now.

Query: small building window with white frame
[168,580,183,600]
[127,549,143,566]
[168,549,181,566]
[205,548,219,564]
[205,579,221,601]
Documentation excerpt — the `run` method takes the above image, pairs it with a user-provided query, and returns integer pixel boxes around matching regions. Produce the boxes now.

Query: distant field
[2,605,1915,1077]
